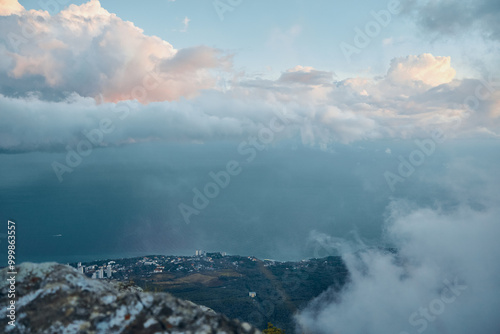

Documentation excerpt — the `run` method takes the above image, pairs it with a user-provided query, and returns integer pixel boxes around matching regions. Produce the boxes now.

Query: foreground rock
[0,263,260,334]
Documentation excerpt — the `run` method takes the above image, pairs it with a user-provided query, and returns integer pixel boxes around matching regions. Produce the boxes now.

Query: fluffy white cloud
[0,0,228,103]
[1,54,499,153]
[297,200,500,334]
[386,53,456,87]
[0,0,23,16]
[0,1,498,151]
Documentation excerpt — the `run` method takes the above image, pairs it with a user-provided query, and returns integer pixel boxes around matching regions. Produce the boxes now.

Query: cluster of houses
[73,250,268,281]
[139,251,228,274]
[76,261,115,279]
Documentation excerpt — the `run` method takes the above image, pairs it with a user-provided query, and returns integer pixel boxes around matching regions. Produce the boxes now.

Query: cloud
[267,24,302,51]
[297,200,500,334]
[0,2,498,151]
[278,66,334,86]
[386,53,456,87]
[180,16,190,33]
[382,37,393,46]
[1,53,499,153]
[0,0,23,16]
[0,0,228,103]
[404,0,500,41]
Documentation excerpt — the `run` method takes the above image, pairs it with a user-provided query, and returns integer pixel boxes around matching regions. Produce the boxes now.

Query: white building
[106,265,112,278]
[97,268,104,279]
[249,292,256,298]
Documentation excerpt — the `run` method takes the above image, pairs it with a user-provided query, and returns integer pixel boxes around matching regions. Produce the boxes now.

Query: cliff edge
[0,262,260,334]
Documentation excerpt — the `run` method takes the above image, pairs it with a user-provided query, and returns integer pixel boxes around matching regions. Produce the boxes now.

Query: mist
[1,139,498,266]
[297,159,500,333]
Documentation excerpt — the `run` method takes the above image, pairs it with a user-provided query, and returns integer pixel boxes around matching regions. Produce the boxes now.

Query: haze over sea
[2,140,499,265]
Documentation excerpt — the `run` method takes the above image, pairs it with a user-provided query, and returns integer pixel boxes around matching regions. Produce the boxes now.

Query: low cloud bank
[298,201,500,334]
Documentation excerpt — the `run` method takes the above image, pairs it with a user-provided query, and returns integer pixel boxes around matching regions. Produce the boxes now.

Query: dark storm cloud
[404,0,500,41]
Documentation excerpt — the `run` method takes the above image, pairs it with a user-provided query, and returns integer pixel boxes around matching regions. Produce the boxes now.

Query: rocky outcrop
[0,263,260,334]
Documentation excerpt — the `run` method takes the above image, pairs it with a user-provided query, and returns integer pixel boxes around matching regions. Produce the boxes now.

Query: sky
[0,0,499,332]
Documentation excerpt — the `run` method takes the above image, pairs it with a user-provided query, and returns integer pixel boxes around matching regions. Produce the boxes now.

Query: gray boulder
[0,262,260,334]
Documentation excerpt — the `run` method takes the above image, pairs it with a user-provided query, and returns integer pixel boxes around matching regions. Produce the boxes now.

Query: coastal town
[70,251,285,282]
[66,251,349,333]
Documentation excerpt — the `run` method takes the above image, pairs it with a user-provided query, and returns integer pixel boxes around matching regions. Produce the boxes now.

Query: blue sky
[16,0,495,80]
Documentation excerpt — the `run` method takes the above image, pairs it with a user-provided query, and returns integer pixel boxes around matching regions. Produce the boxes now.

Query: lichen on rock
[0,263,260,334]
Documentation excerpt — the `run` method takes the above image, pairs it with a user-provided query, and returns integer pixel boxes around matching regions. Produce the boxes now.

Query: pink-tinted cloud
[0,0,229,103]
[2,53,499,153]
[0,0,23,16]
